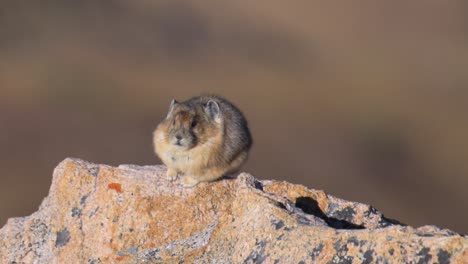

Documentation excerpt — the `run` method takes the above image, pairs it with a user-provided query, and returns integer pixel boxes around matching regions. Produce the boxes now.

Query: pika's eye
[191,119,197,128]
[172,119,176,126]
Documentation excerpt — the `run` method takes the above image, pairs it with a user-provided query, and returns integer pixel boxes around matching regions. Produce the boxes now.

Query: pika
[153,95,252,187]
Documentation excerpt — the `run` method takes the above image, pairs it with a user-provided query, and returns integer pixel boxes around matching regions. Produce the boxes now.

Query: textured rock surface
[0,158,467,263]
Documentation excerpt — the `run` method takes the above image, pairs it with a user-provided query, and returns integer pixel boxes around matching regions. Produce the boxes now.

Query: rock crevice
[1,158,466,263]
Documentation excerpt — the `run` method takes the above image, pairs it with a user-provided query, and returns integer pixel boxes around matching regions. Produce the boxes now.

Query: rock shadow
[295,197,365,230]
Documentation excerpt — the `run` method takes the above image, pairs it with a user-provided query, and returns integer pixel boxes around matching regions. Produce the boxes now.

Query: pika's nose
[175,135,182,141]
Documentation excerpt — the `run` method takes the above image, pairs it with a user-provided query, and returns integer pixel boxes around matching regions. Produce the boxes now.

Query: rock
[0,158,467,263]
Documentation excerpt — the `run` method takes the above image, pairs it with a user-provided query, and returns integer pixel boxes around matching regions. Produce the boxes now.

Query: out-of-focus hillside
[1,1,467,233]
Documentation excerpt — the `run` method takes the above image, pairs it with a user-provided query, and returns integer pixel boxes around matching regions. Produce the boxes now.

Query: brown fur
[153,95,252,187]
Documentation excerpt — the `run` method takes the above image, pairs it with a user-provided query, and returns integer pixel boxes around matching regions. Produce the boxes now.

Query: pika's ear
[166,99,178,119]
[205,100,221,122]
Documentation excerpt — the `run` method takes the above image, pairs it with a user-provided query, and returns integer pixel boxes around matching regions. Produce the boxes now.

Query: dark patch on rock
[362,204,405,229]
[296,197,323,216]
[274,201,287,210]
[88,167,100,177]
[378,215,405,228]
[71,207,82,218]
[80,194,88,205]
[416,233,435,237]
[276,234,284,241]
[416,247,432,264]
[326,255,353,264]
[388,248,394,255]
[117,246,138,256]
[400,244,407,255]
[363,206,378,218]
[113,216,119,222]
[327,219,364,230]
[253,180,263,191]
[332,206,356,222]
[89,206,99,218]
[296,215,314,226]
[298,261,305,264]
[443,229,459,236]
[142,248,162,260]
[333,239,348,255]
[415,228,442,237]
[362,250,374,264]
[328,240,355,264]
[347,236,359,246]
[244,239,268,264]
[295,197,364,230]
[437,249,451,264]
[55,228,71,247]
[376,256,387,263]
[309,244,324,261]
[271,219,284,230]
[88,258,101,264]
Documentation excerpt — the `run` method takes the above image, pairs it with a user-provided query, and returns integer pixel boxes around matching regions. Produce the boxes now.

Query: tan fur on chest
[154,128,222,174]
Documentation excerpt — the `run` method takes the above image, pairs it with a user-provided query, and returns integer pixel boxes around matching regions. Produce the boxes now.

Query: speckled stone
[1,158,466,263]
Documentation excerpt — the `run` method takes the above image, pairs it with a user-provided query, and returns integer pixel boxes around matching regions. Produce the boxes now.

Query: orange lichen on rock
[115,255,126,261]
[108,182,122,193]
[147,242,156,248]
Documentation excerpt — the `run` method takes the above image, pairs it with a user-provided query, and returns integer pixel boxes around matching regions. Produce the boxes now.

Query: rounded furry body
[153,95,252,187]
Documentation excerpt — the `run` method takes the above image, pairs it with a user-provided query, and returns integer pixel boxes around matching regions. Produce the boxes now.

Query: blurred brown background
[1,1,467,234]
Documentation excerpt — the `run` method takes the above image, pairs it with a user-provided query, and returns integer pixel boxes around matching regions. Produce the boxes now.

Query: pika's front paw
[166,168,178,181]
[181,176,199,188]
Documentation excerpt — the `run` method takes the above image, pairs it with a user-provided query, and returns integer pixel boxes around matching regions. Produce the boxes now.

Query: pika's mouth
[171,136,196,149]
[174,138,184,146]
[173,140,189,149]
